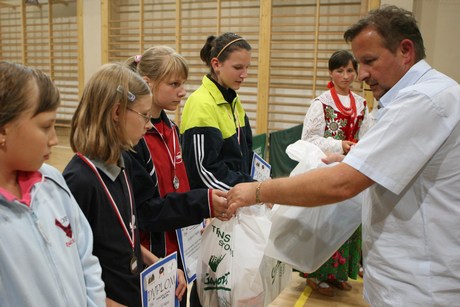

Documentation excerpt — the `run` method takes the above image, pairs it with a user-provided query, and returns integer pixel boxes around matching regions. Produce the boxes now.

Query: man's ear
[400,39,415,64]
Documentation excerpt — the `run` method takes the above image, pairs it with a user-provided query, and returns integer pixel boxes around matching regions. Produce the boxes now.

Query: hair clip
[126,91,136,102]
[117,85,136,102]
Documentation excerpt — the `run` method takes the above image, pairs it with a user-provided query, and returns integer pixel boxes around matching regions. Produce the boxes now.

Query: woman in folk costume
[301,50,373,296]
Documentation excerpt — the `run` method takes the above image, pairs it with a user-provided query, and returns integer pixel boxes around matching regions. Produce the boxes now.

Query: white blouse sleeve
[301,99,343,154]
[359,104,377,138]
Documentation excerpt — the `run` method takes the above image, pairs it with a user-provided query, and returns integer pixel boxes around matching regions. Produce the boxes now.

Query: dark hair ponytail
[200,35,217,67]
[199,32,251,72]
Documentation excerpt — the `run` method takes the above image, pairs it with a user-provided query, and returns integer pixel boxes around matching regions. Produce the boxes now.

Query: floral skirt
[306,225,362,282]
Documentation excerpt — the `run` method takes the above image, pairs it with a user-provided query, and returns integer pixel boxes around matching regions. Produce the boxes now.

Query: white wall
[83,0,102,83]
[415,0,460,82]
[384,0,460,83]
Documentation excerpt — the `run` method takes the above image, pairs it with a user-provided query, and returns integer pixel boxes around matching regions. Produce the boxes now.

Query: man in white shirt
[227,5,460,306]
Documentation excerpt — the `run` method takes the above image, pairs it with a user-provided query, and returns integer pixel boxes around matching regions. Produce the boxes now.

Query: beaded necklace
[328,81,357,119]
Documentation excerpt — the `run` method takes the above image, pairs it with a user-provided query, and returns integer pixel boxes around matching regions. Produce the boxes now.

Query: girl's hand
[175,269,187,301]
[342,140,356,154]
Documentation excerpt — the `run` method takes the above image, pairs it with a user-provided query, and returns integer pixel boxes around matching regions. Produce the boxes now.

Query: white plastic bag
[259,255,292,306]
[264,140,363,273]
[197,206,271,306]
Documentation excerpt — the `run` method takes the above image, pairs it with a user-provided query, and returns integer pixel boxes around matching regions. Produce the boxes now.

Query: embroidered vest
[322,102,366,143]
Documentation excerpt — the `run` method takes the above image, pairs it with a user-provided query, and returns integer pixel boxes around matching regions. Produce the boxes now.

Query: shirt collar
[0,171,42,205]
[92,156,125,182]
[147,110,174,134]
[379,60,432,108]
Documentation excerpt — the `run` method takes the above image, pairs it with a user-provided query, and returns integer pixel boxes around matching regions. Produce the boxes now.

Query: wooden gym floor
[269,273,368,307]
[49,127,369,306]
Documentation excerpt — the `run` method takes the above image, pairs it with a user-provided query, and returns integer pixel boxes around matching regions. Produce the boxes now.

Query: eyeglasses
[127,107,152,124]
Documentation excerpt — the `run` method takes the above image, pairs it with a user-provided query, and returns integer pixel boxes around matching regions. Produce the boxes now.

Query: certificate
[140,252,179,307]
[251,152,271,181]
[176,223,204,284]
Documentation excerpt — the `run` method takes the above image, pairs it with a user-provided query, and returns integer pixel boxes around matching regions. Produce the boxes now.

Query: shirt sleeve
[359,104,377,138]
[344,90,456,194]
[127,148,212,232]
[44,164,106,307]
[72,197,106,307]
[181,126,254,191]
